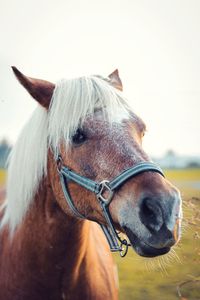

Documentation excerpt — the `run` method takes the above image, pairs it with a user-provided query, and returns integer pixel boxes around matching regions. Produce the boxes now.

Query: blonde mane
[1,75,130,233]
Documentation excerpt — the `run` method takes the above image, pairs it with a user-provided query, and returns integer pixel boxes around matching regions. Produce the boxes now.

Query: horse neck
[7,176,92,290]
[1,176,118,300]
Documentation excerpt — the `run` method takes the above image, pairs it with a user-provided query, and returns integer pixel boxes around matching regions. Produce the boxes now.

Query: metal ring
[120,239,129,257]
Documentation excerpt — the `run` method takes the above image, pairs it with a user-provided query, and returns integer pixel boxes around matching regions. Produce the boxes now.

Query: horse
[0,67,182,300]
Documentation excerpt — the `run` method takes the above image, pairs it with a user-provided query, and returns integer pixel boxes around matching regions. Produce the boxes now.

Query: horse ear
[108,69,123,91]
[11,66,55,109]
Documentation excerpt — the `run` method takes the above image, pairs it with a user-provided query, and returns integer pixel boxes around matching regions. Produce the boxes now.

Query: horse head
[12,67,182,258]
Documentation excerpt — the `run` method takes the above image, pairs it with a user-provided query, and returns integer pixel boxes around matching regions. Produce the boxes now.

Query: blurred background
[0,0,200,299]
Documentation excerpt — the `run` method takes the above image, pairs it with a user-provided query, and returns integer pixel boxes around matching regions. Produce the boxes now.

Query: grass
[0,169,6,186]
[164,168,200,181]
[114,168,200,300]
[0,168,200,299]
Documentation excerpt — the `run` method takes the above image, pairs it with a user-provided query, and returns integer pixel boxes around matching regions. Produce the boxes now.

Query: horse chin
[123,227,171,258]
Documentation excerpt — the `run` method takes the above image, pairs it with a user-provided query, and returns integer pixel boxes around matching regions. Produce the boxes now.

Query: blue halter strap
[57,155,164,257]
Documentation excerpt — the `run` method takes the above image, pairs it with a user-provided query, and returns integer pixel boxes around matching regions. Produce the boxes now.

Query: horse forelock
[48,75,130,150]
[1,75,131,233]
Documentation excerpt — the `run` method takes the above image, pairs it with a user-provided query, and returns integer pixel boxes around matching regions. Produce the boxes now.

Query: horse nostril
[140,197,163,233]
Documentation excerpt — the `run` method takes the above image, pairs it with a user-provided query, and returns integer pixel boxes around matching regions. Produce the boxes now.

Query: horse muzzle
[120,191,182,257]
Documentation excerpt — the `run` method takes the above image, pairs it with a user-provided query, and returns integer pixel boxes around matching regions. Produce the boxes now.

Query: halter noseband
[56,155,164,257]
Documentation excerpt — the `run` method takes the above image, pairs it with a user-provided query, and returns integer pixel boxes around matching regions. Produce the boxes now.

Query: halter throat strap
[57,155,164,257]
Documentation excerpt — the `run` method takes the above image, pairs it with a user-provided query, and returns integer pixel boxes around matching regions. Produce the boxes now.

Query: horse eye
[141,129,146,138]
[72,129,87,145]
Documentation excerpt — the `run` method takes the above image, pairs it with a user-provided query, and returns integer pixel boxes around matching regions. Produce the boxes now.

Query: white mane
[1,75,130,233]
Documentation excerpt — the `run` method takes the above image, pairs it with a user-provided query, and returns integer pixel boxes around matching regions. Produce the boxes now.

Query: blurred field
[0,169,6,202]
[115,168,200,300]
[0,169,6,186]
[0,168,200,299]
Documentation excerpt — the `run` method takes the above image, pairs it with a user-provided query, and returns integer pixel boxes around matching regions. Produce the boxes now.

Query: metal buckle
[97,180,114,205]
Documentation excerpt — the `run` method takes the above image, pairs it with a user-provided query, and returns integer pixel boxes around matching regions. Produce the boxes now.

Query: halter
[56,155,164,257]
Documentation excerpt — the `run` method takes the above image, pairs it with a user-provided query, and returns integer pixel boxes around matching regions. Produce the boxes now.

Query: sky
[0,0,200,157]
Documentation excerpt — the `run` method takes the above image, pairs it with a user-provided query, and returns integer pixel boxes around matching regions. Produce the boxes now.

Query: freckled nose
[139,193,182,247]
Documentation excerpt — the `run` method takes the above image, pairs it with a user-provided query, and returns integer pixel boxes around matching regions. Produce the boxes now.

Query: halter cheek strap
[57,155,164,257]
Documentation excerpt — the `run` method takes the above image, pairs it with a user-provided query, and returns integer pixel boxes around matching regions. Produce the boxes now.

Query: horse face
[56,110,182,258]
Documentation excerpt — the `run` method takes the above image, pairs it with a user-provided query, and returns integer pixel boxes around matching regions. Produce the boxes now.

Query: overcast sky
[0,0,200,156]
